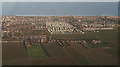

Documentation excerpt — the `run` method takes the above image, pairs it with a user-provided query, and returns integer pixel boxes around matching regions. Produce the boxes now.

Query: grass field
[51,30,118,45]
[26,44,48,58]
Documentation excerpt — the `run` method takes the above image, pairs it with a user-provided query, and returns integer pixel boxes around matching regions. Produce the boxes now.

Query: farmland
[51,30,118,45]
[26,44,48,58]
[2,42,30,65]
[2,15,119,65]
[2,29,118,65]
[42,42,68,57]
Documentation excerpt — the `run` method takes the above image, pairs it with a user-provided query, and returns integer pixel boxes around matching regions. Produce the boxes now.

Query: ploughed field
[3,41,118,65]
[2,30,118,65]
[2,42,30,65]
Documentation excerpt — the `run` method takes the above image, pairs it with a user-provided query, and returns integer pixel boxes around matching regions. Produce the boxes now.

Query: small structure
[25,39,32,47]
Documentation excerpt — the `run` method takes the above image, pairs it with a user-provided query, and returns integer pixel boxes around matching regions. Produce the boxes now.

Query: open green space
[51,30,118,45]
[26,44,48,58]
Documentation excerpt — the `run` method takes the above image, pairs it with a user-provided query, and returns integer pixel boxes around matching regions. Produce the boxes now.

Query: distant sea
[2,2,118,16]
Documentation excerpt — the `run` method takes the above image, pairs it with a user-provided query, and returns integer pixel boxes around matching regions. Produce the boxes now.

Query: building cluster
[1,16,119,42]
[55,39,108,48]
[61,16,119,31]
[46,22,81,34]
[1,16,49,42]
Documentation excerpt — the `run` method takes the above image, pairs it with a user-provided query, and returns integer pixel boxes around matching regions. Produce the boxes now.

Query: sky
[1,0,120,2]
[2,2,118,16]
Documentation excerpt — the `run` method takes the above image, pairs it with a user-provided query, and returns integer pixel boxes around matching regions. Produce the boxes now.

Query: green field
[51,30,118,45]
[27,44,48,58]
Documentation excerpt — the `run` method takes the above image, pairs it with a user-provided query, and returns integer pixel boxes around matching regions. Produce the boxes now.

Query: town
[1,16,119,42]
[1,16,119,65]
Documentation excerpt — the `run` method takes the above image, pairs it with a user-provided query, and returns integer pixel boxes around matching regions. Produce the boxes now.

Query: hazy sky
[2,2,118,16]
[1,0,120,2]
